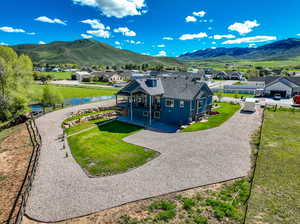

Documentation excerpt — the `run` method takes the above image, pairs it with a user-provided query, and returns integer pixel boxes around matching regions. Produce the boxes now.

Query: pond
[31,95,115,111]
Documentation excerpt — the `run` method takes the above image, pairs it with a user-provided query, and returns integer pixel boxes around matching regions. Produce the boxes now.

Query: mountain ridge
[179,38,300,61]
[12,39,183,66]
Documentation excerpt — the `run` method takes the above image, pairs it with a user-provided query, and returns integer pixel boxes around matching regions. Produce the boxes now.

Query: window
[143,111,148,117]
[165,99,174,107]
[154,111,160,119]
[180,100,185,108]
[198,101,203,108]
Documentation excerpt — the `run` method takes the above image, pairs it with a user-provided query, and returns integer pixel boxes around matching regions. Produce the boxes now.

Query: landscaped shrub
[193,215,208,224]
[154,209,176,222]
[148,200,176,212]
[118,215,139,224]
[182,198,196,210]
[205,199,236,220]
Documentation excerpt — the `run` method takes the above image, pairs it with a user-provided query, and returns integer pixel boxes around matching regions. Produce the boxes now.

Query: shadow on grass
[97,120,142,134]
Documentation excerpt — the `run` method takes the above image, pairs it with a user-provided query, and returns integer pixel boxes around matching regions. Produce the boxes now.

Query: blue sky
[1,0,300,57]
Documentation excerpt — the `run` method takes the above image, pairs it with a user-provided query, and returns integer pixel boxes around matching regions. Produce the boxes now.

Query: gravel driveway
[26,101,262,222]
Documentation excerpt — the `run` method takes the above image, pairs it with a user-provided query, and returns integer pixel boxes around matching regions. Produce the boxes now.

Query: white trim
[165,99,174,107]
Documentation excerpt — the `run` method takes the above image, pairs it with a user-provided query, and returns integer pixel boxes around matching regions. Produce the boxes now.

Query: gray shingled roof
[118,76,212,100]
[249,76,300,86]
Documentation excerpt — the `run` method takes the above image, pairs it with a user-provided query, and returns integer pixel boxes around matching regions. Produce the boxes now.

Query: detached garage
[249,76,300,98]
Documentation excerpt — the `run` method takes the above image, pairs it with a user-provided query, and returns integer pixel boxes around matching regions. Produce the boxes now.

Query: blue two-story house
[116,76,213,127]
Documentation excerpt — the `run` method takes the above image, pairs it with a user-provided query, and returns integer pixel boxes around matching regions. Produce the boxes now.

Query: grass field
[67,121,158,176]
[82,82,112,85]
[30,84,118,102]
[221,93,254,98]
[118,178,250,224]
[182,103,241,132]
[246,109,300,223]
[39,72,72,80]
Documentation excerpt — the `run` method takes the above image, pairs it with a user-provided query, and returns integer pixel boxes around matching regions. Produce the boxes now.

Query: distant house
[52,68,60,72]
[71,71,91,82]
[214,71,243,80]
[249,76,300,98]
[91,70,129,83]
[287,71,300,77]
[116,76,213,126]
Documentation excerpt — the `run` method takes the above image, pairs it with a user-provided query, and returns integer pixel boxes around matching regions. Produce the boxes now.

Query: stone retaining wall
[63,110,118,129]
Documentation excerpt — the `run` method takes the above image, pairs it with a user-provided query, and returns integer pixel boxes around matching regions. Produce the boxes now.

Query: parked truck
[293,95,300,107]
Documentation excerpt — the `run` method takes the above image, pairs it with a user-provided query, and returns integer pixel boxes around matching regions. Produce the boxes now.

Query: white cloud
[211,41,216,44]
[211,46,216,49]
[156,50,167,57]
[297,34,300,36]
[228,20,259,35]
[179,32,207,40]
[163,37,173,40]
[115,41,121,45]
[81,19,105,29]
[208,27,213,30]
[81,34,92,39]
[157,44,165,48]
[213,34,236,40]
[0,26,25,33]
[125,40,143,44]
[27,32,36,35]
[81,19,110,38]
[39,41,46,45]
[248,43,257,48]
[35,16,67,25]
[73,0,97,6]
[0,42,8,46]
[114,27,136,37]
[73,0,147,18]
[222,36,277,44]
[86,29,110,38]
[193,11,206,17]
[185,16,197,23]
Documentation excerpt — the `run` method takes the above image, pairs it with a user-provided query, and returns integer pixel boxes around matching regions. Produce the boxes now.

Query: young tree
[41,85,63,107]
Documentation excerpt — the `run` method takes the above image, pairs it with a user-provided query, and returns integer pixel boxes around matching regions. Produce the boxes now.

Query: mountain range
[179,38,300,61]
[12,39,182,66]
[11,38,300,66]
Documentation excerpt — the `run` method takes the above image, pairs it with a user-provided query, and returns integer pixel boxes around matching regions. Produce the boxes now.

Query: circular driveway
[26,100,262,222]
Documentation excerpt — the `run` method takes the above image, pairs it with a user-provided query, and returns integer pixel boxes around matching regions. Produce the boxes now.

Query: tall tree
[0,46,33,121]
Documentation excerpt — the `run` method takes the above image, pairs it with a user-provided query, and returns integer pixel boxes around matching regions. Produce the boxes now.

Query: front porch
[116,116,179,133]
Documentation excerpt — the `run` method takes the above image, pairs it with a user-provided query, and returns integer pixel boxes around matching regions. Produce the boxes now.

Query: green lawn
[221,93,254,98]
[39,72,72,80]
[67,121,158,176]
[30,84,118,102]
[64,118,111,135]
[81,82,112,85]
[182,103,241,132]
[245,109,300,224]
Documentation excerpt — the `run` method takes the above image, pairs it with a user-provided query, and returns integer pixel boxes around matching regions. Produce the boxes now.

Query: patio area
[116,116,179,133]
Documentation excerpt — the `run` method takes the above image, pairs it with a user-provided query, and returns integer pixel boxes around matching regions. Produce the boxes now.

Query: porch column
[130,93,133,120]
[149,95,152,126]
[115,94,118,105]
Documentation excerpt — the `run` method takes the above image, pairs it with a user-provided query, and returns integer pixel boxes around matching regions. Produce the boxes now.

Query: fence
[5,115,42,224]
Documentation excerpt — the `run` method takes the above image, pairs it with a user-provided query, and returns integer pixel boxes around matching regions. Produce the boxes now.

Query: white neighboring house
[249,76,300,98]
[264,77,298,98]
[72,71,91,82]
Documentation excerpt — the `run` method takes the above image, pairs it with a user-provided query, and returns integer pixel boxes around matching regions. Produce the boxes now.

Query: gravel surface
[26,101,262,222]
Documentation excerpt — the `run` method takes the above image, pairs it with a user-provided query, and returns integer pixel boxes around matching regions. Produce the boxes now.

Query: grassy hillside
[12,39,183,67]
